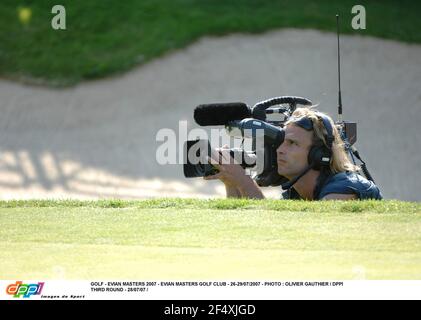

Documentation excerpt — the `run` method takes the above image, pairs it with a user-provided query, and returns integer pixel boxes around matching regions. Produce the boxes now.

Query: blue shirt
[283,171,383,200]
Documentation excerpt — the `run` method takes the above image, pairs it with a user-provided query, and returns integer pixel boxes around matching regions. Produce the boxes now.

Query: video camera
[183,96,314,187]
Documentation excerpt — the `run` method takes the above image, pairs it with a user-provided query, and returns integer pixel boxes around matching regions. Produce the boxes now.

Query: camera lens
[183,139,216,178]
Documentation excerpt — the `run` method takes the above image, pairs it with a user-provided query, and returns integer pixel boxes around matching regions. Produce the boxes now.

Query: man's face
[276,124,313,179]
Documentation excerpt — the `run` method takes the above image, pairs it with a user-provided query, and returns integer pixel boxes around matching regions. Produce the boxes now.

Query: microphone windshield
[194,102,251,126]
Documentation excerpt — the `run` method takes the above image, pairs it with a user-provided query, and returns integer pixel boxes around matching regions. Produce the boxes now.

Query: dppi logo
[6,281,44,298]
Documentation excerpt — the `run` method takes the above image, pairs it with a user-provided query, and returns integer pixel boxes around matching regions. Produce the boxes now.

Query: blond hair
[285,107,359,173]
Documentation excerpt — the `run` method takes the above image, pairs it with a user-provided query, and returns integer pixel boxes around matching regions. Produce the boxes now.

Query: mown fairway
[1,199,420,280]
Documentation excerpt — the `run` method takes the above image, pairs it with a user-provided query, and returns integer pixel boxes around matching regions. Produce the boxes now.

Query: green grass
[1,0,420,86]
[1,199,420,279]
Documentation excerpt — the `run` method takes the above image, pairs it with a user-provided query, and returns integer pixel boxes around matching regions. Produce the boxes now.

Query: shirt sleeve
[318,172,383,200]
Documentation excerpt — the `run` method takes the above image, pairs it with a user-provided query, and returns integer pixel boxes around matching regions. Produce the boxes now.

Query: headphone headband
[315,112,334,150]
[289,112,334,150]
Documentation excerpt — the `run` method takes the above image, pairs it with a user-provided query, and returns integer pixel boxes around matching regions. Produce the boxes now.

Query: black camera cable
[281,165,313,190]
[350,146,375,183]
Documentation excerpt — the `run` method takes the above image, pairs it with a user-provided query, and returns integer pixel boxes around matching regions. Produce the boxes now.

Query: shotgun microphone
[194,102,251,126]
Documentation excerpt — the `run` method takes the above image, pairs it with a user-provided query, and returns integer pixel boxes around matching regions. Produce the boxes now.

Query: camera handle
[251,96,313,121]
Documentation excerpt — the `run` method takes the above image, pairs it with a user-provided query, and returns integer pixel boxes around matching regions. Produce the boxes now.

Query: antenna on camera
[336,14,343,123]
[334,15,376,183]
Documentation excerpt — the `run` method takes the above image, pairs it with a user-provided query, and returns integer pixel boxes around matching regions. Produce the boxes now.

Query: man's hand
[203,146,264,199]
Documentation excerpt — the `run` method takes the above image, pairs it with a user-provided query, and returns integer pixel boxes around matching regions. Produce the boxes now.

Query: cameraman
[204,107,382,200]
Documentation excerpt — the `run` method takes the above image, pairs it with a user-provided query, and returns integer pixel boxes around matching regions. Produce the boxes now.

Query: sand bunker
[1,29,420,200]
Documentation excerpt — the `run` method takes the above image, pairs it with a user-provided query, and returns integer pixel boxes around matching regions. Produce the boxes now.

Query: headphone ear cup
[308,146,321,169]
[308,146,332,170]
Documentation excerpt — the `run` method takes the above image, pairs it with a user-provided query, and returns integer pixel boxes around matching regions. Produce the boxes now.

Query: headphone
[280,112,334,191]
[307,113,334,170]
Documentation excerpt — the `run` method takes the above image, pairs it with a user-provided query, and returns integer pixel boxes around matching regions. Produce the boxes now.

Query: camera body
[184,118,286,187]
